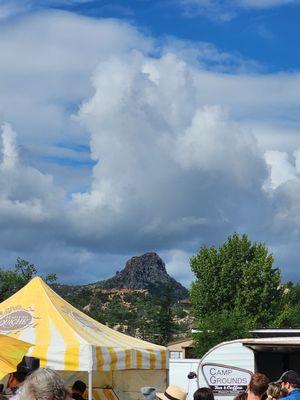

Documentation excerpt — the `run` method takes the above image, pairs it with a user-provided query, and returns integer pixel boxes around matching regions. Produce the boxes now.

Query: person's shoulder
[287,390,300,400]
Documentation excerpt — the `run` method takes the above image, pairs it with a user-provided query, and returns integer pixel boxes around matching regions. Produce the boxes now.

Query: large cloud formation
[1,11,300,284]
[73,53,267,250]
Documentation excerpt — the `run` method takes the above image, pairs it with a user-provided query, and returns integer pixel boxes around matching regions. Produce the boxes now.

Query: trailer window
[254,351,300,381]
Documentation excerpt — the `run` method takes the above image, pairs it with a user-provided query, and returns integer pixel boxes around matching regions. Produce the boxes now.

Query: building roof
[168,339,194,351]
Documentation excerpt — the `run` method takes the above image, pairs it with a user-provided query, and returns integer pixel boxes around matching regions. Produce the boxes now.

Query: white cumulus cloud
[69,51,268,258]
[264,150,298,189]
[0,123,66,227]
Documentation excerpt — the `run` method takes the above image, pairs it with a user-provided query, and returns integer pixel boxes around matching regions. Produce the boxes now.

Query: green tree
[190,233,282,356]
[133,295,157,342]
[153,285,178,345]
[274,283,300,327]
[0,257,57,301]
[194,308,254,357]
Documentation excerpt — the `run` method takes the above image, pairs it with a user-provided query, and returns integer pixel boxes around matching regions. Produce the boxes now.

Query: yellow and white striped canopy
[0,277,168,372]
[0,334,32,380]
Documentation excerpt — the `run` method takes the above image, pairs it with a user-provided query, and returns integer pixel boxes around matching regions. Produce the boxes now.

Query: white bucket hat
[157,385,187,400]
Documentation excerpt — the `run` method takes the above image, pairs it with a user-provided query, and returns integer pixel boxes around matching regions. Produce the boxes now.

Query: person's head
[276,371,300,394]
[267,383,281,400]
[157,385,187,400]
[233,392,247,400]
[194,387,214,400]
[21,368,69,400]
[248,373,269,398]
[7,371,27,389]
[72,381,86,396]
[8,357,40,389]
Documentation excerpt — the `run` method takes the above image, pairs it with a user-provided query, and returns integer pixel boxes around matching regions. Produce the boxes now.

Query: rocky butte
[96,252,189,301]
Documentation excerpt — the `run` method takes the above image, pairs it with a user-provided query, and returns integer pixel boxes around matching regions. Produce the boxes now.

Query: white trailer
[169,359,200,398]
[169,337,300,400]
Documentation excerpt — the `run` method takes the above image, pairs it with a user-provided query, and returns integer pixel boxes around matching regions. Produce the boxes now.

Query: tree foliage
[153,285,178,345]
[274,283,300,328]
[191,233,281,327]
[88,286,180,345]
[0,257,57,302]
[190,233,283,356]
[193,308,254,357]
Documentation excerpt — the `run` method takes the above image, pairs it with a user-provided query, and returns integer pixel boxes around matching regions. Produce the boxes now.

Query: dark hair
[249,373,269,397]
[194,388,214,400]
[72,381,87,394]
[277,370,300,388]
[12,371,27,384]
[14,356,40,383]
[233,392,247,400]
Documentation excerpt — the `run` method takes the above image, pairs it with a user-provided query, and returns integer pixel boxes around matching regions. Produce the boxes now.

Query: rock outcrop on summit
[97,252,189,300]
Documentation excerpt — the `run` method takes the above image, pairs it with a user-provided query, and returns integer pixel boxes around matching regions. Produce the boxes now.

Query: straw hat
[157,385,187,400]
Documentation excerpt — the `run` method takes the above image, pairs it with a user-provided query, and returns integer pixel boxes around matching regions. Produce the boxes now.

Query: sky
[1,0,300,286]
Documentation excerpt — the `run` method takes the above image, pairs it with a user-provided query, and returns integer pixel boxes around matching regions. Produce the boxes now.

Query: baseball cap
[276,370,300,385]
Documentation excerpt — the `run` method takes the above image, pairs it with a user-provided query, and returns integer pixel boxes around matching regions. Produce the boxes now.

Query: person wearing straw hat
[157,385,187,400]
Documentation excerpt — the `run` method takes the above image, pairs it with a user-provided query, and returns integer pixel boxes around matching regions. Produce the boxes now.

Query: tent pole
[88,370,92,400]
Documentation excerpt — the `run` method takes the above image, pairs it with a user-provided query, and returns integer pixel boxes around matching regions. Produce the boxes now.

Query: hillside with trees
[0,255,192,346]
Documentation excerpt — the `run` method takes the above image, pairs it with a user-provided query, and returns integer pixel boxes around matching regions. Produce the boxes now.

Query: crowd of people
[158,370,300,400]
[0,356,87,400]
[0,356,300,400]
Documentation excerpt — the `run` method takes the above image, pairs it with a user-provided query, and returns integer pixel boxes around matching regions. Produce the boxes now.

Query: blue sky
[1,0,300,286]
[22,0,300,72]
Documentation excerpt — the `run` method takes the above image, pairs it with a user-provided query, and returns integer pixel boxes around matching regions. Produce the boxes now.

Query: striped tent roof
[0,277,168,372]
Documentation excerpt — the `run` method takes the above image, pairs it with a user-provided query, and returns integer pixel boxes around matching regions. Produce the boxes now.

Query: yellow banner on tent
[0,277,168,372]
[0,334,32,380]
